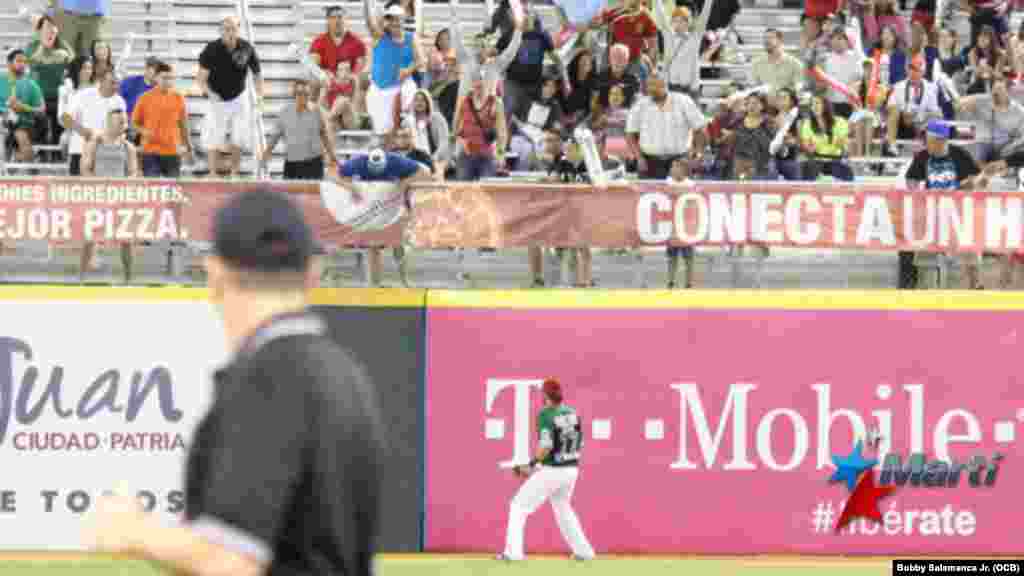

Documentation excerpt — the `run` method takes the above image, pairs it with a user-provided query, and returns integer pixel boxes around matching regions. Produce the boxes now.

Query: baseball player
[500,378,596,562]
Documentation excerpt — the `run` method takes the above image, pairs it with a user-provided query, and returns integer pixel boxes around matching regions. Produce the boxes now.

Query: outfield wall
[0,287,425,553]
[1,287,1022,555]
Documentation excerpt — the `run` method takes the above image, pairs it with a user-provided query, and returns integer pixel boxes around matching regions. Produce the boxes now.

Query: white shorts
[203,93,253,152]
[366,83,402,135]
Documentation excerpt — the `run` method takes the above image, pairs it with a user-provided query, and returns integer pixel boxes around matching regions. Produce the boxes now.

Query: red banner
[0,178,403,246]
[4,178,1024,254]
[407,181,1024,253]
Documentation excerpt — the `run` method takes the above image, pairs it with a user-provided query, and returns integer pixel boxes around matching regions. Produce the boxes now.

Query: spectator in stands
[27,15,74,152]
[501,11,560,123]
[822,29,863,120]
[120,56,159,120]
[665,156,695,289]
[81,107,137,283]
[561,49,597,126]
[963,0,1009,49]
[595,44,641,111]
[90,39,113,81]
[850,57,881,157]
[699,29,728,80]
[521,127,563,173]
[509,69,562,171]
[884,55,941,155]
[392,117,434,172]
[705,89,745,179]
[867,26,908,107]
[653,0,713,95]
[937,27,966,77]
[805,0,845,19]
[310,5,367,99]
[906,22,939,79]
[59,56,93,147]
[1,49,45,165]
[449,0,522,103]
[63,68,125,176]
[904,120,997,289]
[198,15,264,178]
[323,60,365,132]
[863,0,910,49]
[408,89,451,178]
[968,25,1006,79]
[771,87,802,180]
[596,84,630,162]
[752,28,804,93]
[425,29,455,97]
[453,67,508,180]
[800,14,826,68]
[53,0,109,58]
[385,0,422,38]
[801,94,854,181]
[626,72,707,179]
[333,149,430,286]
[955,76,1024,164]
[261,79,338,181]
[365,0,424,139]
[133,61,191,177]
[731,93,774,180]
[587,0,658,78]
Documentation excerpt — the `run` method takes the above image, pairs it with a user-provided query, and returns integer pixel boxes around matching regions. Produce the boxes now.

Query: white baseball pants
[502,465,595,560]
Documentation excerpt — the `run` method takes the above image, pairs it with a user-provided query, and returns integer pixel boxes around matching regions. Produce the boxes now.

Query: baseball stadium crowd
[2,0,1024,288]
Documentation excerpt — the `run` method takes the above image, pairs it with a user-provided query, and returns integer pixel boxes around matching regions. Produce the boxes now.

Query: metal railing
[238,0,269,179]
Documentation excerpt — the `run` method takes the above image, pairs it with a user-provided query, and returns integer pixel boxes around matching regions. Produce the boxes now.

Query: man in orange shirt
[132,61,193,177]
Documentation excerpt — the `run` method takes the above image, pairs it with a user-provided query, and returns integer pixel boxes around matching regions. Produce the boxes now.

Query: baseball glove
[513,464,532,477]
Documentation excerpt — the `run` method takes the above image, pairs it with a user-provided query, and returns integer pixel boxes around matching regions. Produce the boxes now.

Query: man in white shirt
[884,54,942,155]
[62,68,127,176]
[625,72,707,179]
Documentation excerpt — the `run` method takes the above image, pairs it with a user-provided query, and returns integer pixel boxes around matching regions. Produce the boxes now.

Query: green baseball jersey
[0,73,44,130]
[537,404,582,466]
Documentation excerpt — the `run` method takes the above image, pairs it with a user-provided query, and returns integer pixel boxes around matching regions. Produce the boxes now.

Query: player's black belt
[547,461,579,468]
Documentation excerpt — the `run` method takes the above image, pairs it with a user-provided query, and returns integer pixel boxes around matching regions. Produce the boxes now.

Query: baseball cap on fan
[383,4,405,17]
[212,188,325,272]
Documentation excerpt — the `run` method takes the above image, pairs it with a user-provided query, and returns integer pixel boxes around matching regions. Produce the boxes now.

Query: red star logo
[833,471,896,533]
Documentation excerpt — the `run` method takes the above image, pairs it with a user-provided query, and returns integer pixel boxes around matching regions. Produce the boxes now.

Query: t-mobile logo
[485,379,542,469]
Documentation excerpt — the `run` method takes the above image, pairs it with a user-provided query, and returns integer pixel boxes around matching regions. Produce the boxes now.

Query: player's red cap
[542,378,563,403]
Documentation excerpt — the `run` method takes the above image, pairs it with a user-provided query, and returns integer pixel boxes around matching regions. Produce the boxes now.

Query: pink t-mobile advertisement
[424,305,1023,555]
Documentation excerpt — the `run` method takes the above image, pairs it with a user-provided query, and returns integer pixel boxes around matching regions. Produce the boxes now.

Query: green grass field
[0,554,898,575]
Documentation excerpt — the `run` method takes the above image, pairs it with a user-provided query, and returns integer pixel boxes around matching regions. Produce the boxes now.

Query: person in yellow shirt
[800,94,855,182]
[131,61,193,177]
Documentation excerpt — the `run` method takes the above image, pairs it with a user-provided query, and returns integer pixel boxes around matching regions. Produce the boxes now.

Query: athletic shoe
[497,553,524,562]
[572,554,595,561]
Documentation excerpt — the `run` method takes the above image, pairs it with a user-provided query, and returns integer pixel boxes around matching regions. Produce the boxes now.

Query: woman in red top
[586,0,657,75]
[453,68,508,180]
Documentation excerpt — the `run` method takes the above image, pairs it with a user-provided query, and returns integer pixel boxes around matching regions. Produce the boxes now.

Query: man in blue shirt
[54,0,110,58]
[120,56,160,118]
[331,149,430,286]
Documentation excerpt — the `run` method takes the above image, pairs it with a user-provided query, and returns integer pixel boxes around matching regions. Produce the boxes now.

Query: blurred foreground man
[85,189,386,576]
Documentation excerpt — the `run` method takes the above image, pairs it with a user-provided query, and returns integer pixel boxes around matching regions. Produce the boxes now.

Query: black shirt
[199,38,262,102]
[185,310,384,575]
[905,144,980,190]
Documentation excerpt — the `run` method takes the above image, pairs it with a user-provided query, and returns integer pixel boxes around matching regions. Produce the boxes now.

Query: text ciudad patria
[0,182,190,241]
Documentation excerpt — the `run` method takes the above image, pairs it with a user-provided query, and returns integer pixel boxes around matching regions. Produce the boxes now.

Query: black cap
[212,188,324,272]
[325,5,344,16]
[144,55,163,68]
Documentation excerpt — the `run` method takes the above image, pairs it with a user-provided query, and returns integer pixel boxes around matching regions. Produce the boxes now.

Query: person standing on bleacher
[363,0,424,142]
[260,78,338,181]
[197,15,265,178]
[751,28,805,94]
[652,0,713,96]
[132,61,192,177]
[52,0,109,59]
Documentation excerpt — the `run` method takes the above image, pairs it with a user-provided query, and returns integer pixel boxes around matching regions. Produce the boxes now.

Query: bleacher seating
[0,0,1020,287]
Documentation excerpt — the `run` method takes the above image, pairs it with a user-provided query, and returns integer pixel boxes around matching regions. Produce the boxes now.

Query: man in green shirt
[1,49,46,163]
[25,15,74,148]
[500,378,595,562]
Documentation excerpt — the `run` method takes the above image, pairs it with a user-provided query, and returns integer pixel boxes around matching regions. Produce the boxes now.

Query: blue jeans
[775,159,801,181]
[457,154,497,181]
[803,159,854,182]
